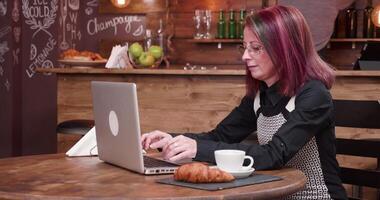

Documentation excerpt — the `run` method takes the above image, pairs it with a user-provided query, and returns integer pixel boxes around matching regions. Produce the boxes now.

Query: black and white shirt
[183,80,347,200]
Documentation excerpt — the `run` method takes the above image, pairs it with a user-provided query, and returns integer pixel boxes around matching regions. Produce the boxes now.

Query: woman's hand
[141,130,173,150]
[162,135,197,162]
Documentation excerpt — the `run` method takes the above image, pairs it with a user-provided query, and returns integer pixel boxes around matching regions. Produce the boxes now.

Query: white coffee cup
[214,149,254,172]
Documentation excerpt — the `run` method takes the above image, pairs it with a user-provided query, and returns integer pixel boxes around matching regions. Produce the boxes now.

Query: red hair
[245,5,335,97]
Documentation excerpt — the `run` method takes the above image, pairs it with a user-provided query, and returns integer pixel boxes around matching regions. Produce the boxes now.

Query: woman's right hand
[141,130,173,150]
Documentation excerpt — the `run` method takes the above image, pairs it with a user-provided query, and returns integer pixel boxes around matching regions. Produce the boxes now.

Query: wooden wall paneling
[172,13,216,39]
[57,74,246,133]
[324,43,363,69]
[331,76,380,101]
[246,0,264,10]
[146,12,167,32]
[99,38,146,58]
[169,0,246,12]
[99,0,168,14]
[169,39,244,65]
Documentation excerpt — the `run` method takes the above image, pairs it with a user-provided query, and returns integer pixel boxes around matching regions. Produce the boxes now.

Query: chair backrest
[333,99,380,191]
[333,99,380,129]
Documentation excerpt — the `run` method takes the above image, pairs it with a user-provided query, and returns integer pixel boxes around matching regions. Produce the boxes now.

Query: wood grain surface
[36,67,380,199]
[36,68,380,135]
[0,154,306,200]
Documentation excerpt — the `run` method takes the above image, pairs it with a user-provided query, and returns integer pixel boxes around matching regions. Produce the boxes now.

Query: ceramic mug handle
[242,155,254,170]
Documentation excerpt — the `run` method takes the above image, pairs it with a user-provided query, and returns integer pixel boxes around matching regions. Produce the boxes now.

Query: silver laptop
[91,81,179,175]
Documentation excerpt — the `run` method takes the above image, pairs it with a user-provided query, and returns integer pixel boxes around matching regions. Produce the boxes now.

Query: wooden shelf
[328,38,380,49]
[185,38,242,43]
[330,38,380,42]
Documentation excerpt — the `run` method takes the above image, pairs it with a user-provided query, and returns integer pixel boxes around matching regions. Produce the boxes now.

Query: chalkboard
[57,0,145,53]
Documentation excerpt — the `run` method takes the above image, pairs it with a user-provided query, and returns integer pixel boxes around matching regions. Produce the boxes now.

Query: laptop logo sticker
[108,110,119,136]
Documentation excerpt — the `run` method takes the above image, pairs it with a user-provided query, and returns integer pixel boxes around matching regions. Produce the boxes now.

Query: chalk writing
[26,37,56,78]
[22,0,58,38]
[12,0,20,22]
[68,11,81,43]
[0,41,9,62]
[0,0,7,16]
[87,16,142,36]
[69,11,77,23]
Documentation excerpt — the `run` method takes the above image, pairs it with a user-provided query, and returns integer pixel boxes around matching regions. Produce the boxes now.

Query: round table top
[0,154,306,200]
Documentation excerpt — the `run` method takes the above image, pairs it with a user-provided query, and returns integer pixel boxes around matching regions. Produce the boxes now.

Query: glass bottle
[144,29,152,51]
[237,9,246,39]
[157,19,164,49]
[363,0,374,38]
[204,10,212,39]
[228,9,236,39]
[345,3,357,38]
[217,9,226,39]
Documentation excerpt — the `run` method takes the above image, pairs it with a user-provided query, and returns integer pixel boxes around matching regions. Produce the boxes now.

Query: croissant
[174,162,235,183]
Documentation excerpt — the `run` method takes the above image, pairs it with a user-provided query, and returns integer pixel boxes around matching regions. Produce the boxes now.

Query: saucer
[226,168,255,179]
[211,166,255,179]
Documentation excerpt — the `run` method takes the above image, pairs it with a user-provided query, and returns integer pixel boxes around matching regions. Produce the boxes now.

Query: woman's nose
[242,49,251,62]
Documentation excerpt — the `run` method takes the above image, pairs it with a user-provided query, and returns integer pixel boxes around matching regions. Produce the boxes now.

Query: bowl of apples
[128,42,164,69]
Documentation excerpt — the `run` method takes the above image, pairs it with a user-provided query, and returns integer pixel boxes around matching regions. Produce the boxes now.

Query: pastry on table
[60,49,106,61]
[174,162,235,183]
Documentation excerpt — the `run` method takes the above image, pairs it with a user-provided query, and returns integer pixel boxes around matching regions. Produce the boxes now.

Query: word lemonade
[217,9,246,39]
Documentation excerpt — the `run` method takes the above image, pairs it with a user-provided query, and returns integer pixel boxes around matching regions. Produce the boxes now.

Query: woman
[142,5,347,200]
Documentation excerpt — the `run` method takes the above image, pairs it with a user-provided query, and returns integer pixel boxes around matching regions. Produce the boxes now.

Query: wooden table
[0,154,306,200]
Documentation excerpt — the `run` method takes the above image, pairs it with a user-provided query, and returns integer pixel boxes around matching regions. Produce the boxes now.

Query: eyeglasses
[238,42,265,57]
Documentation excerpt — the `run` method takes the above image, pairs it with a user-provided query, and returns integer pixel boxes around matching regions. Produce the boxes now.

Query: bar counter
[38,67,380,76]
[37,67,380,136]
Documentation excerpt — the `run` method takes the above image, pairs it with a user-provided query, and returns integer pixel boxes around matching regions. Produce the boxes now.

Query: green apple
[129,42,143,59]
[138,52,155,67]
[148,45,163,60]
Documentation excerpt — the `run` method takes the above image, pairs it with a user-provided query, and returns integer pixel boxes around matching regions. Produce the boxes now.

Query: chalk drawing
[12,0,20,22]
[26,37,56,78]
[13,48,19,65]
[87,0,98,7]
[0,26,11,38]
[59,0,69,50]
[85,7,92,15]
[4,79,10,91]
[13,26,21,43]
[0,0,7,16]
[30,44,37,60]
[22,0,58,38]
[85,0,97,15]
[133,25,144,36]
[68,0,79,11]
[0,41,9,62]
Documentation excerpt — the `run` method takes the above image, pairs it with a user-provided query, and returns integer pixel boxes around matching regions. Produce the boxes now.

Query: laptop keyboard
[143,156,179,168]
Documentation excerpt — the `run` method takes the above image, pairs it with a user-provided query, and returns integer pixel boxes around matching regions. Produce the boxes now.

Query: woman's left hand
[162,135,197,162]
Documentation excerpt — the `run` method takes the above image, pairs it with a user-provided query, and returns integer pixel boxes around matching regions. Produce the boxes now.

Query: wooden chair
[333,99,380,200]
[56,119,94,135]
[56,119,94,153]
